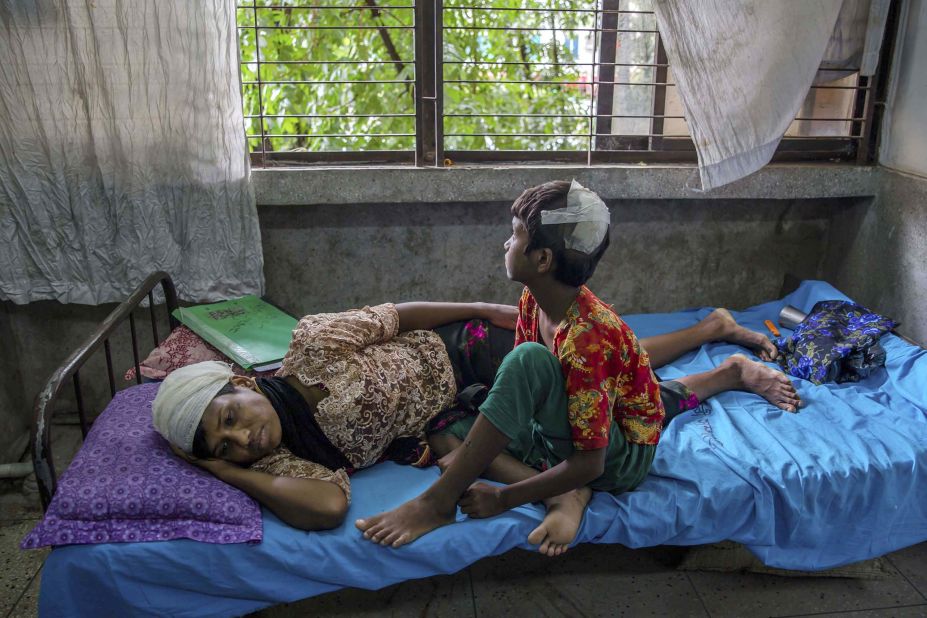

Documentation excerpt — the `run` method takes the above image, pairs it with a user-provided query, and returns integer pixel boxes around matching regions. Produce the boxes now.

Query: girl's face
[199,379,282,465]
[504,216,534,283]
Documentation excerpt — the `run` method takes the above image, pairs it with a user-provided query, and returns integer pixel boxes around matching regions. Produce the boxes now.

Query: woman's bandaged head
[539,180,611,254]
[151,360,234,452]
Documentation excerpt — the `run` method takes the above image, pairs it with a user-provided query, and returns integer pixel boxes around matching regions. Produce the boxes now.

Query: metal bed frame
[30,271,180,510]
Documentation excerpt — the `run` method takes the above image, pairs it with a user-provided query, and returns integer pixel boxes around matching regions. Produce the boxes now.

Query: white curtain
[0,1,264,304]
[820,0,891,81]
[652,0,848,191]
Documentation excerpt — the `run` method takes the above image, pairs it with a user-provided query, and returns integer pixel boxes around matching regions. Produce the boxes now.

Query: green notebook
[172,296,298,371]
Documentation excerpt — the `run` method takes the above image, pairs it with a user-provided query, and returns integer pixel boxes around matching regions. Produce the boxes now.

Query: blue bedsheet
[39,281,927,618]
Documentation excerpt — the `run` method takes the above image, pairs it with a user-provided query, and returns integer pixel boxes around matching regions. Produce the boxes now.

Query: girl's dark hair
[191,381,236,459]
[510,180,610,287]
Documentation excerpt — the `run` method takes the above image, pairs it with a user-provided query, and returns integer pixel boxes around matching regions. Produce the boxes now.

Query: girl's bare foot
[526,487,592,557]
[705,308,778,361]
[722,354,801,412]
[355,496,456,548]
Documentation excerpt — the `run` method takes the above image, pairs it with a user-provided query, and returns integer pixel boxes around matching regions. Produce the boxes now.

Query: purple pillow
[21,382,262,548]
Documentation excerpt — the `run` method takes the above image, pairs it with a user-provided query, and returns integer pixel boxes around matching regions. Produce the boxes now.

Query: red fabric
[123,326,270,381]
[514,286,665,449]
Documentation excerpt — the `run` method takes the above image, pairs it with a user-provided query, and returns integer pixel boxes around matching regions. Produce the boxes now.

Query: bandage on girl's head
[539,180,611,254]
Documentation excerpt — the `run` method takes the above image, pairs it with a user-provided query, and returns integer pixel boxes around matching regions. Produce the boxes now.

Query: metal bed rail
[31,271,180,510]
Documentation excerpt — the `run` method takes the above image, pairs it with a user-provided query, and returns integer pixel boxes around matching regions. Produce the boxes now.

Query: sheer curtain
[0,0,264,304]
[653,0,847,191]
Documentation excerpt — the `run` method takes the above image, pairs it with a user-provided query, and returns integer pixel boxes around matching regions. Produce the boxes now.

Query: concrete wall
[826,169,927,344]
[259,198,854,317]
[0,303,27,461]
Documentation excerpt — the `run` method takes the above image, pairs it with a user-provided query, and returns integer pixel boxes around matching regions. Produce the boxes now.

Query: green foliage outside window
[237,0,656,153]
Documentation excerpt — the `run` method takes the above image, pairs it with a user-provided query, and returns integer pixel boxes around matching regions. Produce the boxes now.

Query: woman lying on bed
[152,301,796,540]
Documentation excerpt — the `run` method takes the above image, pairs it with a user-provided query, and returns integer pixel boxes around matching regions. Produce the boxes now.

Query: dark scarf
[255,377,352,472]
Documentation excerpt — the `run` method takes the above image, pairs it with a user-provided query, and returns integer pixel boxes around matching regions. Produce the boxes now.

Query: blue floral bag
[775,300,897,384]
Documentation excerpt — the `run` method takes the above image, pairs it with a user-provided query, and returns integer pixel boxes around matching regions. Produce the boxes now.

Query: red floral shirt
[514,287,665,449]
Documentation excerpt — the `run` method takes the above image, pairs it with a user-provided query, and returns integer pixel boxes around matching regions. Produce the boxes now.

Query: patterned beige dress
[248,304,457,502]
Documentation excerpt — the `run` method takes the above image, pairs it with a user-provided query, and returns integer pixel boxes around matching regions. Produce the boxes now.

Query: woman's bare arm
[395,302,517,332]
[173,447,348,530]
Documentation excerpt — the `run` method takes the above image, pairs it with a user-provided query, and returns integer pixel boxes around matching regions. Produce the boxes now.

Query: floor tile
[7,567,41,618]
[0,487,42,523]
[470,544,707,617]
[687,559,925,618]
[250,568,473,618]
[888,542,927,601]
[0,521,47,617]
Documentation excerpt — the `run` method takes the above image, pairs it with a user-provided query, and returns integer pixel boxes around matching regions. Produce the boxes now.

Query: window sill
[252,163,879,206]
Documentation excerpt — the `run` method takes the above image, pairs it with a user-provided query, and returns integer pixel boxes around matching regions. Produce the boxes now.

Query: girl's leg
[356,415,509,547]
[428,433,592,557]
[357,342,568,548]
[641,309,777,369]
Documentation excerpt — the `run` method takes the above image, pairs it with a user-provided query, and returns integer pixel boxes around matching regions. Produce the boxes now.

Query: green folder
[172,296,298,371]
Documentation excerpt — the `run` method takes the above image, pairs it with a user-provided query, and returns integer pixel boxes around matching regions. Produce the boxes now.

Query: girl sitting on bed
[356,179,801,555]
[152,186,798,549]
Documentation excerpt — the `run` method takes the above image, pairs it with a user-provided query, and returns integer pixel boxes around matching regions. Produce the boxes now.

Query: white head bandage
[151,360,234,453]
[539,180,611,254]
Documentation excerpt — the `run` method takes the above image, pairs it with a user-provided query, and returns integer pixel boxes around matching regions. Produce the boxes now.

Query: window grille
[237,1,418,165]
[238,0,899,167]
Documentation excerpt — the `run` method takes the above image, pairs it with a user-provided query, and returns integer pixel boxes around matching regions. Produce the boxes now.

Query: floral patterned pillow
[124,326,248,381]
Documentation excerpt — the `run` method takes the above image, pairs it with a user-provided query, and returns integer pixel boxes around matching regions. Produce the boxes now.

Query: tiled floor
[245,542,927,618]
[5,486,926,618]
[3,426,927,618]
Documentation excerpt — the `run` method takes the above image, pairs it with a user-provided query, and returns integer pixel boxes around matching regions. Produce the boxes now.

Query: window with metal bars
[237,1,896,167]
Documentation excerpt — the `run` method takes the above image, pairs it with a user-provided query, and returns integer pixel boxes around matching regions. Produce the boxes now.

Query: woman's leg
[676,354,801,412]
[429,433,535,483]
[641,309,778,369]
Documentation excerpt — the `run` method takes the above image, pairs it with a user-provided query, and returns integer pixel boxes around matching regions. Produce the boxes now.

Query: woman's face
[199,379,282,465]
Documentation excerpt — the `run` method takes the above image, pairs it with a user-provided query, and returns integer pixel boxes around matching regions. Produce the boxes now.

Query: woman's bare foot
[355,496,456,548]
[704,308,778,361]
[526,487,592,557]
[722,354,800,412]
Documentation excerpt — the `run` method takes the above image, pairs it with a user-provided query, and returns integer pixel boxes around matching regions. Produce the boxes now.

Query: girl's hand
[169,444,232,476]
[480,303,518,331]
[459,482,507,518]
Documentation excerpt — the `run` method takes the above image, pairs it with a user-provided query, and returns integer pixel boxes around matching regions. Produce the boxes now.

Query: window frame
[241,0,901,168]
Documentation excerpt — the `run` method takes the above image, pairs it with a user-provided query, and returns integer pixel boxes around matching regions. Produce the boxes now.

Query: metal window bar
[439,0,897,165]
[237,0,897,166]
[238,1,418,165]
